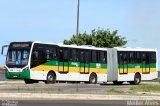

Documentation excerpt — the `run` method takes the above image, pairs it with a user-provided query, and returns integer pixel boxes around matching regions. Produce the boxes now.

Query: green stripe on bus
[118,63,156,68]
[89,63,107,68]
[42,60,107,69]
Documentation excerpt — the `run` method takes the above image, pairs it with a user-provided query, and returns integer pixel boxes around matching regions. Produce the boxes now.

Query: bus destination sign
[11,43,30,48]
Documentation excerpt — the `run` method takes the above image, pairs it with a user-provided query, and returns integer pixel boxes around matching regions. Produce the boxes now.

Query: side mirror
[1,45,9,56]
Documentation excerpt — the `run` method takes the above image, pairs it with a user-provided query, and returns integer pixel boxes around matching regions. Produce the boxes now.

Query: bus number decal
[96,63,101,68]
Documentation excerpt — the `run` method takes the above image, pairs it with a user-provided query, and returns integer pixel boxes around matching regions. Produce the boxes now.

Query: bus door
[123,52,128,73]
[119,52,128,74]
[58,49,69,73]
[80,50,89,74]
[142,52,150,73]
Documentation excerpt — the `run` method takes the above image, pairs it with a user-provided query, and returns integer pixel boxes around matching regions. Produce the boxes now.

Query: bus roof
[114,47,157,52]
[28,41,107,51]
[10,41,157,52]
[57,43,108,51]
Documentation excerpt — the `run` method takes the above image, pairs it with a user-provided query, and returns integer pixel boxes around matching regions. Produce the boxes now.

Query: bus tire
[45,71,56,84]
[24,79,38,84]
[113,81,123,85]
[89,73,97,84]
[129,73,141,85]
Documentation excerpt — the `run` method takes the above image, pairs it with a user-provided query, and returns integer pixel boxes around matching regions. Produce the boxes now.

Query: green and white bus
[2,41,158,84]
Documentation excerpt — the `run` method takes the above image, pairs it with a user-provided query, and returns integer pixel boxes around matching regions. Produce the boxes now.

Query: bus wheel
[24,79,38,84]
[113,81,123,85]
[45,72,56,84]
[129,73,141,85]
[89,73,97,84]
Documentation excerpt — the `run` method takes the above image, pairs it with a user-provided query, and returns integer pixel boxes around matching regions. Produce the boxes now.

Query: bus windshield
[6,49,30,68]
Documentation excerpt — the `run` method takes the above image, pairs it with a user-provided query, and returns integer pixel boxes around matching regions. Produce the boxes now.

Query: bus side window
[118,52,123,64]
[32,50,38,61]
[52,47,57,60]
[80,50,84,63]
[59,48,69,62]
[136,52,141,63]
[71,49,78,62]
[59,49,63,61]
[40,49,46,63]
[128,52,134,64]
[104,52,107,63]
[146,52,150,64]
[31,50,40,67]
[141,52,146,63]
[150,52,156,63]
[91,51,97,63]
[63,49,69,62]
[123,52,128,64]
[85,51,90,63]
[99,51,106,63]
[46,49,50,61]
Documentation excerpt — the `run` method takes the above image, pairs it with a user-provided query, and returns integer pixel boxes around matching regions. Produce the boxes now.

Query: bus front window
[6,49,29,67]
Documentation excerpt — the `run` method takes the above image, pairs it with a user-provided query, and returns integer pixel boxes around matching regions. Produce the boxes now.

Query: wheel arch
[89,72,98,84]
[90,72,97,78]
[47,70,56,80]
[135,72,141,78]
[129,72,141,85]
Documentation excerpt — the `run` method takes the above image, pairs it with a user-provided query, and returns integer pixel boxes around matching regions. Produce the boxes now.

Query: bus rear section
[107,48,158,85]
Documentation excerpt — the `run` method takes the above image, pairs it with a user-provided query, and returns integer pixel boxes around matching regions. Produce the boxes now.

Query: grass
[105,85,160,94]
[105,88,125,94]
[142,79,159,82]
[130,85,160,93]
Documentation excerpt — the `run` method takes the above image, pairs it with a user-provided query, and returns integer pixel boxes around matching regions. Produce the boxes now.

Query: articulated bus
[1,41,158,84]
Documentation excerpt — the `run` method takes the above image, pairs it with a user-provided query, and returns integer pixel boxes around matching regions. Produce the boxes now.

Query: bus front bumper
[5,69,30,79]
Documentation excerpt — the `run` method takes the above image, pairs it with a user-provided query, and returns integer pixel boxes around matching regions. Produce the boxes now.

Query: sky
[0,0,160,66]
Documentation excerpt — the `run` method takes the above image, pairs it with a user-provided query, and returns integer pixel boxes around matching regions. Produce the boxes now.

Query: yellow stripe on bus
[32,65,107,74]
[33,65,156,75]
[119,68,156,74]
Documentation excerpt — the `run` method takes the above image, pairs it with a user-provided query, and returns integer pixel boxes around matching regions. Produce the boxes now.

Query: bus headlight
[22,67,29,72]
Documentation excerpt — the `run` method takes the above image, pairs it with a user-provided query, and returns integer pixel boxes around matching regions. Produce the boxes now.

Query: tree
[63,28,127,48]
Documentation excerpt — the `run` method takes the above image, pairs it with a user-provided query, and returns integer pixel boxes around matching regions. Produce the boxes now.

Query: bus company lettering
[135,66,140,68]
[96,63,101,68]
[71,62,79,67]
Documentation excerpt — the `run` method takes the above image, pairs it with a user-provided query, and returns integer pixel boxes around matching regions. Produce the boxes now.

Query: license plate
[13,76,18,78]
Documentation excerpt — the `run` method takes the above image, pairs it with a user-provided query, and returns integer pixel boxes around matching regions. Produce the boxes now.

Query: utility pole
[76,0,80,36]
[76,0,80,92]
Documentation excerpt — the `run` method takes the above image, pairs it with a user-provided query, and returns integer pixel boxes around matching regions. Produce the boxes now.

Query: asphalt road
[2,100,160,106]
[0,100,128,106]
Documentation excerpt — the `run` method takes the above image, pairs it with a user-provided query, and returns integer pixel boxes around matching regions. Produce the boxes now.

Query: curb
[0,93,160,100]
[0,81,24,84]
